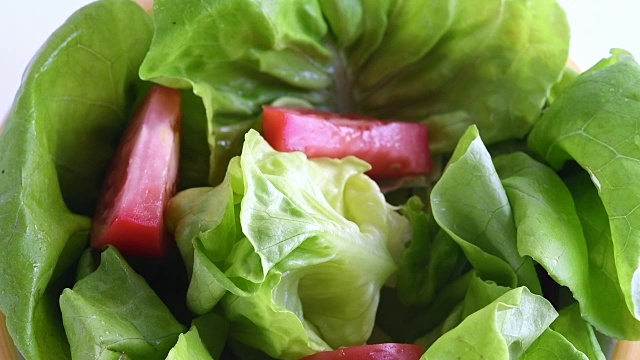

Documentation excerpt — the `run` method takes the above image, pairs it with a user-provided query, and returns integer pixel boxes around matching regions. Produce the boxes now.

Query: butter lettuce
[60,247,185,360]
[495,152,640,339]
[140,0,569,182]
[167,130,407,359]
[419,275,603,360]
[422,285,556,359]
[0,1,153,359]
[529,50,640,334]
[430,126,540,292]
[5,0,633,358]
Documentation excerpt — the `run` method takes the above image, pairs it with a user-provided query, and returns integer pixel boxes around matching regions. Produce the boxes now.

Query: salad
[1,0,639,359]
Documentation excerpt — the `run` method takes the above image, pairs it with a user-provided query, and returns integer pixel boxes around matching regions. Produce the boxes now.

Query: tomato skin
[90,86,181,257]
[300,343,424,360]
[262,106,432,179]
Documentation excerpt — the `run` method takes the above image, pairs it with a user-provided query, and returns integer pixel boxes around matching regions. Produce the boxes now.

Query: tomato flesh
[262,106,432,179]
[90,86,181,257]
[300,343,424,360]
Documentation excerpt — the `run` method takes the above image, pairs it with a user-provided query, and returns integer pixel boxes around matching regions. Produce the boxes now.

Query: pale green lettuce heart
[167,130,406,359]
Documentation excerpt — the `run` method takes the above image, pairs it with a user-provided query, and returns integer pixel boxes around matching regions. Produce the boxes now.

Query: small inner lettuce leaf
[60,247,186,360]
[521,329,588,360]
[431,126,540,292]
[395,197,464,307]
[378,271,472,344]
[167,130,404,359]
[521,302,604,360]
[179,91,213,189]
[550,303,606,360]
[141,0,569,182]
[528,49,640,321]
[0,1,153,359]
[190,312,230,360]
[421,287,557,359]
[165,327,213,360]
[495,152,640,339]
[166,177,256,314]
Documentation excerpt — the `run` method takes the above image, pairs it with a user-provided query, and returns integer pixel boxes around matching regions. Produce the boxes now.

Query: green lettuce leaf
[421,286,556,359]
[521,303,604,360]
[550,303,605,360]
[166,327,213,360]
[140,0,569,182]
[60,247,186,360]
[167,130,407,359]
[417,275,602,359]
[528,49,640,323]
[395,196,465,307]
[165,312,229,360]
[191,312,230,360]
[179,91,212,189]
[495,152,640,338]
[566,171,640,338]
[0,1,153,358]
[521,329,588,360]
[430,125,540,292]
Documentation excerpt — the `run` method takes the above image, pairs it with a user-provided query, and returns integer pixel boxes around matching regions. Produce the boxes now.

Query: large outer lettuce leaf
[528,50,640,322]
[59,247,185,360]
[140,0,332,182]
[567,171,640,338]
[140,0,569,182]
[430,126,540,292]
[363,0,569,152]
[167,130,405,359]
[0,1,153,358]
[395,197,464,307]
[495,152,640,338]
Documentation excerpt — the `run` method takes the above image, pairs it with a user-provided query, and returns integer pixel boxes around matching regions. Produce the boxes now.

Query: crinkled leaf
[167,131,405,359]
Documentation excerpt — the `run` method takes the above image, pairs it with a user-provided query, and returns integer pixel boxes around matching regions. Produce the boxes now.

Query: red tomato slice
[300,343,424,360]
[90,86,181,257]
[262,106,432,179]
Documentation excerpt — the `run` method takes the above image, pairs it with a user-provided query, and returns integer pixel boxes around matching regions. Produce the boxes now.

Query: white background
[0,0,638,117]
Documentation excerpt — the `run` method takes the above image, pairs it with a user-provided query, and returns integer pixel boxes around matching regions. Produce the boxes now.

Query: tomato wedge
[300,343,424,360]
[90,86,181,257]
[262,106,432,179]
